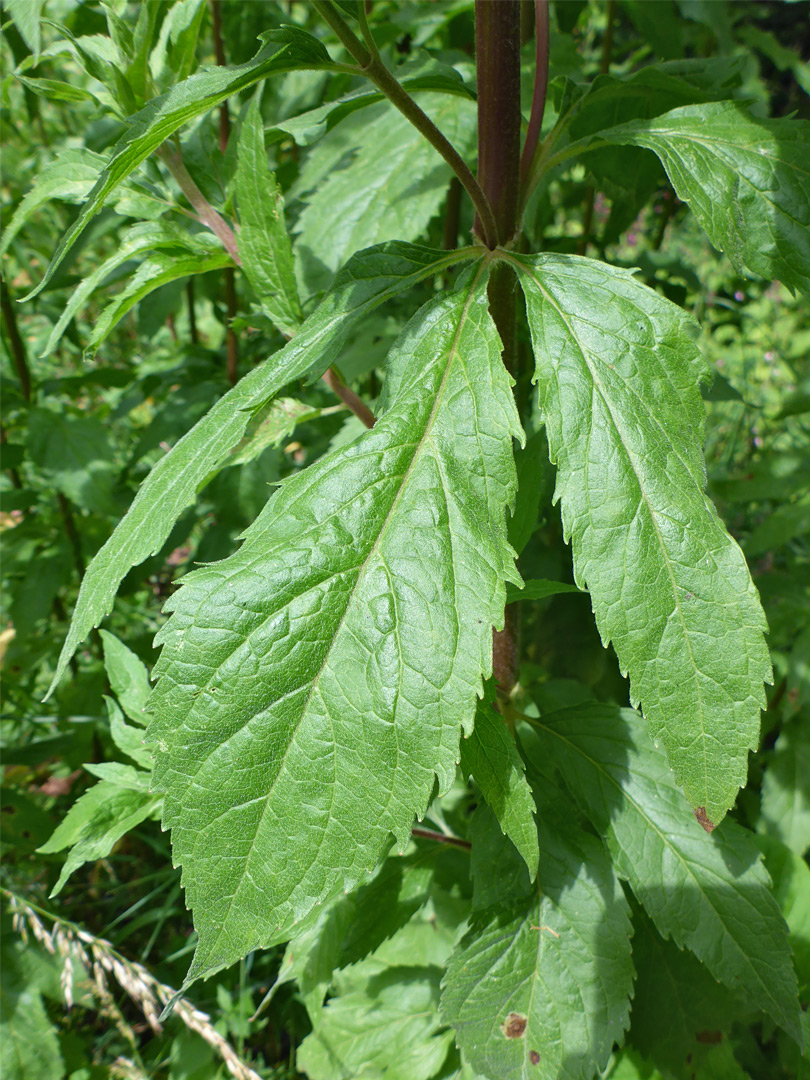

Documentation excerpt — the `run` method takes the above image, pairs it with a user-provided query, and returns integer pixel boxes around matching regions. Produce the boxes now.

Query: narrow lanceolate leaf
[22,28,340,301]
[148,263,522,985]
[602,102,810,297]
[521,705,801,1040]
[85,247,232,356]
[441,806,634,1080]
[459,691,538,878]
[512,252,771,823]
[235,95,302,335]
[47,242,476,695]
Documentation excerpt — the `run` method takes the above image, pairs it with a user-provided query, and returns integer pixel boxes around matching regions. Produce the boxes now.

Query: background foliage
[1,1,809,1078]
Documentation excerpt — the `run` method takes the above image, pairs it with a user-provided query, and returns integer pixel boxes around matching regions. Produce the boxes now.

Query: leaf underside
[512,252,771,823]
[148,261,522,984]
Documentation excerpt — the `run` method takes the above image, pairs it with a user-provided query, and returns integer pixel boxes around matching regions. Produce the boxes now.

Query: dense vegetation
[1,1,809,1078]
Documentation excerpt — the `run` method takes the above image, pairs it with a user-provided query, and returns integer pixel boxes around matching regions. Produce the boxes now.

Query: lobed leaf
[601,102,810,297]
[47,242,474,695]
[521,704,801,1040]
[147,262,522,985]
[512,251,771,823]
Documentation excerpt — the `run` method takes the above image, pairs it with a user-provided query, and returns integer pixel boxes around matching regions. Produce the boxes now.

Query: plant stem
[186,279,199,344]
[1,277,32,402]
[475,0,524,694]
[58,492,85,578]
[411,827,471,851]
[443,177,462,250]
[321,368,376,428]
[209,0,239,383]
[160,148,241,264]
[519,1,550,199]
[311,0,499,249]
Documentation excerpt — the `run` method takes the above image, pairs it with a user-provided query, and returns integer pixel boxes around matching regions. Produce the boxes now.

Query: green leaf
[4,0,44,58]
[759,716,810,856]
[628,903,750,1077]
[459,690,538,878]
[297,961,454,1080]
[26,406,118,515]
[147,263,521,986]
[22,28,340,301]
[149,0,207,85]
[0,974,63,1080]
[85,247,232,356]
[754,834,810,987]
[271,845,440,1019]
[294,93,477,295]
[744,495,810,556]
[15,75,101,104]
[37,780,160,897]
[512,252,771,823]
[522,704,801,1040]
[441,802,634,1080]
[42,219,221,357]
[601,102,810,297]
[0,148,108,259]
[48,242,474,695]
[505,579,580,604]
[100,630,152,725]
[106,696,153,768]
[236,94,302,335]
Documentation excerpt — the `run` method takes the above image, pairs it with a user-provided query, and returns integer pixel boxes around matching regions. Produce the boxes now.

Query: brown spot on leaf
[501,1013,527,1039]
[530,1050,540,1065]
[696,1030,723,1044]
[694,807,716,832]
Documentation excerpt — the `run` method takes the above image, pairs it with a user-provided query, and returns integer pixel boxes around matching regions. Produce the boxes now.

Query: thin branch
[321,367,376,428]
[159,147,241,264]
[411,826,471,851]
[1,277,32,402]
[58,492,85,579]
[311,0,499,249]
[519,0,549,195]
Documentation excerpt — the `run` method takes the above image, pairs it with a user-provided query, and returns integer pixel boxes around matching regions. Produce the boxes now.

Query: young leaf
[100,630,152,725]
[147,263,521,986]
[235,94,302,335]
[41,218,218,357]
[521,704,801,1040]
[84,247,232,356]
[106,697,152,769]
[22,28,341,301]
[441,802,634,1080]
[601,102,810,298]
[38,781,160,897]
[511,252,771,823]
[4,0,44,58]
[459,690,538,878]
[505,579,580,604]
[47,242,475,695]
[293,93,477,295]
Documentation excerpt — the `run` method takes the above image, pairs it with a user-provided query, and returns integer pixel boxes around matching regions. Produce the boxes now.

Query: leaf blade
[147,263,522,985]
[512,252,771,823]
[47,242,476,695]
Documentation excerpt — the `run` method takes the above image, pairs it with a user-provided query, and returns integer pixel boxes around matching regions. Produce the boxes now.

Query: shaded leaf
[759,716,810,856]
[26,407,117,515]
[38,781,160,897]
[441,802,633,1080]
[459,690,538,877]
[505,579,580,604]
[521,704,801,1040]
[512,252,770,823]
